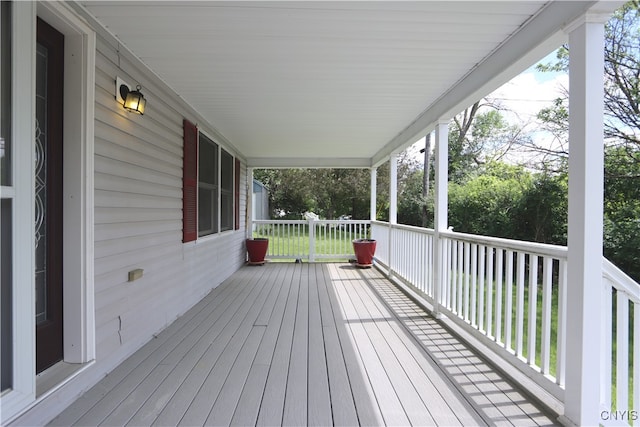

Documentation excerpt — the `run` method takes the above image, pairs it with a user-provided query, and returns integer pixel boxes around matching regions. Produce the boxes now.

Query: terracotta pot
[352,239,376,268]
[246,238,269,265]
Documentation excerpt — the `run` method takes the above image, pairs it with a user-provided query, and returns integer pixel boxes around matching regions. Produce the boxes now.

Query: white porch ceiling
[79,1,614,168]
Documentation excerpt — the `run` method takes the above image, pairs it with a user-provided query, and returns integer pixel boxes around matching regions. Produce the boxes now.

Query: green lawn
[252,225,366,259]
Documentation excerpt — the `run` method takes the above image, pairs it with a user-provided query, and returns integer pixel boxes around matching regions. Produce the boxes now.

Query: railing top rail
[440,230,568,259]
[373,221,567,257]
[253,219,307,224]
[314,219,371,224]
[254,219,371,224]
[603,258,640,302]
[371,220,435,236]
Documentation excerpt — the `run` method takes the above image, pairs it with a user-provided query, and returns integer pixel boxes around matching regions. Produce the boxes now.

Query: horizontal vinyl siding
[91,36,247,370]
[10,14,249,427]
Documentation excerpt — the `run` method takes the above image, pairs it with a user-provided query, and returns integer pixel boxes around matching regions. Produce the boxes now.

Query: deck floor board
[50,263,559,427]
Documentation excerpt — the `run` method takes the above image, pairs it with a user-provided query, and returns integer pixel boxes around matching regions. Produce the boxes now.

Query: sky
[407,50,569,166]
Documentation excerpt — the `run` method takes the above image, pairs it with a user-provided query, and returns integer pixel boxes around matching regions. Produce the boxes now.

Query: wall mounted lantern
[123,85,146,114]
[116,76,146,115]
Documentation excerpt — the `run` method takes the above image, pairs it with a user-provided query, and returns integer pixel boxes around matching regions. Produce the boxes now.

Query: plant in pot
[352,238,376,268]
[246,237,269,265]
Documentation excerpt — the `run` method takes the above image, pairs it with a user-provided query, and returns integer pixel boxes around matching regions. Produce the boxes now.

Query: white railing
[371,222,435,296]
[602,259,640,425]
[252,219,640,423]
[439,230,568,400]
[372,220,640,421]
[252,219,370,261]
[372,221,568,399]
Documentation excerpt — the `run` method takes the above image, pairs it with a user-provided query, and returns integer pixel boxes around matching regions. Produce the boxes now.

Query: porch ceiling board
[79,1,614,168]
[49,263,558,426]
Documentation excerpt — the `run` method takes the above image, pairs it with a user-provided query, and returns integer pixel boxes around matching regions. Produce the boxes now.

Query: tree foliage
[253,168,371,220]
[535,1,640,158]
[449,106,531,182]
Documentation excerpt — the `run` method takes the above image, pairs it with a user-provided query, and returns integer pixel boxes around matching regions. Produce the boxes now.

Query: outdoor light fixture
[116,77,146,115]
[121,84,146,114]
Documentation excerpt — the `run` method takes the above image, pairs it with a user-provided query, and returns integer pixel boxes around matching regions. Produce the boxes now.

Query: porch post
[370,167,377,221]
[562,14,606,427]
[389,154,398,225]
[388,154,398,275]
[247,167,254,239]
[433,122,448,318]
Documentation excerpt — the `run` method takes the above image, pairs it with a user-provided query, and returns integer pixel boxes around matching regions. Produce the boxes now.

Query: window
[182,119,236,242]
[198,132,218,237]
[220,149,233,232]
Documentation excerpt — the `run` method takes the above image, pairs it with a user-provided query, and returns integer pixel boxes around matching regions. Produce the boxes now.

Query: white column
[433,123,448,317]
[370,167,377,221]
[562,15,606,427]
[388,154,398,275]
[389,154,398,225]
[247,167,254,239]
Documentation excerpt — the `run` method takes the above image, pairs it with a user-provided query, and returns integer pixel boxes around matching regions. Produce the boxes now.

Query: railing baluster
[634,302,639,426]
[486,246,494,339]
[516,252,526,358]
[495,248,503,344]
[457,241,463,317]
[601,278,612,410]
[528,254,538,366]
[450,238,457,312]
[616,291,629,413]
[557,259,567,387]
[478,244,485,332]
[464,242,471,322]
[505,250,514,351]
[471,243,478,327]
[541,256,553,375]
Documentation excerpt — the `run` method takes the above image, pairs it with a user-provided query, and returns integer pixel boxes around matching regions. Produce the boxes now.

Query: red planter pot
[246,238,269,265]
[352,239,376,268]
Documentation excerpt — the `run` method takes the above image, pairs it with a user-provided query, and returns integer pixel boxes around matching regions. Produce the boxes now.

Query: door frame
[1,1,95,422]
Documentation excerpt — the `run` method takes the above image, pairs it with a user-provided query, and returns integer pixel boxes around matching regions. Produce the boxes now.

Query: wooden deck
[49,263,558,426]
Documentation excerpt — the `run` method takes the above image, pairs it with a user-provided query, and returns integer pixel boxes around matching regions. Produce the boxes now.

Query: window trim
[183,125,237,242]
[197,130,219,237]
[220,147,234,232]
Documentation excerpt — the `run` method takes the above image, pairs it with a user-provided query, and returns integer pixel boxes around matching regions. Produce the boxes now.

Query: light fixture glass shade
[123,85,146,114]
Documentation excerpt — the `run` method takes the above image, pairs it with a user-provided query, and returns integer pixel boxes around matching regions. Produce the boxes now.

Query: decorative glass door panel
[35,18,64,374]
[35,42,48,326]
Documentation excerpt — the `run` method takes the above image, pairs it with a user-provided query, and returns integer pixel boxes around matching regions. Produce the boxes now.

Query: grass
[252,224,368,259]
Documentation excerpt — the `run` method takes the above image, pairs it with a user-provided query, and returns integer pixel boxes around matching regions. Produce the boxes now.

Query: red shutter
[183,119,198,242]
[234,158,241,230]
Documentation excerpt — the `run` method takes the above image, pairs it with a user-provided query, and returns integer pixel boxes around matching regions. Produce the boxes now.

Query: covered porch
[2,2,632,426]
[49,262,556,426]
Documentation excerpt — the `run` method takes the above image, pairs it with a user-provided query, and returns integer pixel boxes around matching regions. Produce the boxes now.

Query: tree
[448,162,533,238]
[534,1,640,162]
[253,167,373,220]
[253,168,311,219]
[515,172,568,245]
[532,1,640,279]
[604,146,640,280]
[449,106,531,183]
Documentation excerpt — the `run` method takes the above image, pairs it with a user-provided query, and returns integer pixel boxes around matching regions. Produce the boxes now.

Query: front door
[35,18,64,374]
